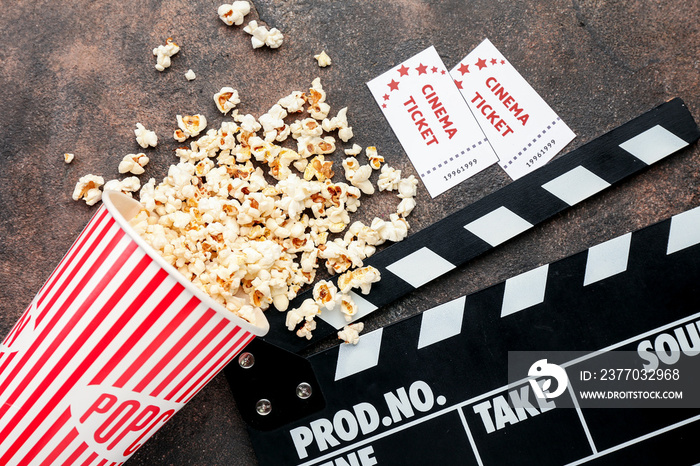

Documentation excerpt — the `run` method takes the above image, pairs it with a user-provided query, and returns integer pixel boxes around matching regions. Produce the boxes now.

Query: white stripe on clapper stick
[500,265,549,318]
[541,166,611,207]
[334,329,383,381]
[583,232,632,286]
[618,124,689,165]
[464,206,534,247]
[385,247,456,289]
[666,206,700,255]
[417,296,466,350]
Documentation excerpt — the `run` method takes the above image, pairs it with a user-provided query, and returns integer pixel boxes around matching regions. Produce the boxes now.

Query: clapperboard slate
[225,99,700,465]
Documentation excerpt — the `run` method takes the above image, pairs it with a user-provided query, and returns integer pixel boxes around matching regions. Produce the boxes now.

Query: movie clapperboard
[224,98,700,465]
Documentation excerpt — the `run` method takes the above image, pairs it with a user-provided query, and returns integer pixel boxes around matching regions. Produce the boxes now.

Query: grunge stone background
[0,0,698,464]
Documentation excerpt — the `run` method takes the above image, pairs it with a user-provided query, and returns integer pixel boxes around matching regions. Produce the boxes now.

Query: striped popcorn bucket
[0,191,269,465]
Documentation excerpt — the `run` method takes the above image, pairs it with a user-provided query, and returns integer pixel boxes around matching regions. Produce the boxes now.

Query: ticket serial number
[443,158,478,181]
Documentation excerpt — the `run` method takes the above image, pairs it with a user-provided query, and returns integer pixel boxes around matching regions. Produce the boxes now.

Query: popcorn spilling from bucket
[69,2,419,344]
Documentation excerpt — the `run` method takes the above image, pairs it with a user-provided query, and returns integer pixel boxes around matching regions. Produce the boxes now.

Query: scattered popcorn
[72,175,104,206]
[322,107,353,142]
[371,214,409,243]
[217,1,251,26]
[339,294,358,321]
[176,114,208,140]
[378,164,401,191]
[344,144,362,156]
[243,20,284,49]
[134,123,158,149]
[397,175,418,199]
[185,69,196,81]
[121,80,419,332]
[118,153,150,175]
[365,146,384,170]
[286,298,319,330]
[64,153,74,164]
[347,164,374,195]
[278,91,306,113]
[259,104,290,142]
[296,318,316,340]
[265,28,284,49]
[314,50,332,67]
[313,280,340,310]
[307,78,330,120]
[338,322,364,345]
[304,155,334,182]
[337,266,381,294]
[153,37,179,72]
[104,177,141,195]
[397,197,416,217]
[214,87,241,114]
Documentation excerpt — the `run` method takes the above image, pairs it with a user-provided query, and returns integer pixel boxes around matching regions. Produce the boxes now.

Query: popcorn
[214,87,241,114]
[313,280,340,310]
[296,319,316,340]
[378,164,401,191]
[304,155,334,182]
[176,114,208,139]
[118,153,150,175]
[371,214,409,243]
[134,123,158,149]
[314,50,332,67]
[243,20,284,49]
[339,294,358,322]
[322,107,353,142]
[337,266,381,295]
[338,322,364,345]
[259,104,289,142]
[185,69,196,81]
[397,197,416,217]
[365,146,384,170]
[236,113,261,133]
[64,153,74,163]
[104,176,141,195]
[217,1,251,26]
[347,164,374,195]
[153,37,179,72]
[265,28,284,49]
[286,298,319,330]
[344,144,362,156]
[72,174,104,206]
[278,91,306,113]
[397,175,418,199]
[307,78,330,120]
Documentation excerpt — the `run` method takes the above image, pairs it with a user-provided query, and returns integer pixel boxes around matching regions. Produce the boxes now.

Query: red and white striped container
[0,191,269,465]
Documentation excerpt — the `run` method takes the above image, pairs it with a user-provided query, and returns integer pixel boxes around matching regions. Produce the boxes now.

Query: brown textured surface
[0,0,698,464]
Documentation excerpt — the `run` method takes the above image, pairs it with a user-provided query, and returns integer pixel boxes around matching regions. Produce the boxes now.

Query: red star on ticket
[397,64,410,77]
[490,58,498,65]
[388,79,399,91]
[500,59,506,65]
[454,79,463,90]
[383,94,390,101]
[457,62,470,75]
[416,63,428,75]
[475,58,487,70]
[432,66,438,73]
